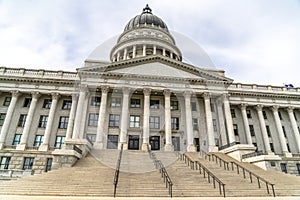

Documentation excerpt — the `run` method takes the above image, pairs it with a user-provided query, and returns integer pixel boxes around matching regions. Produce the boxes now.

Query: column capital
[222,93,230,99]
[287,106,294,113]
[183,91,192,98]
[163,89,171,97]
[143,88,151,96]
[101,86,109,94]
[71,93,79,100]
[240,103,248,110]
[256,104,264,111]
[122,87,131,94]
[271,105,279,112]
[79,84,88,93]
[11,90,21,98]
[202,92,210,100]
[51,93,60,100]
[31,91,41,99]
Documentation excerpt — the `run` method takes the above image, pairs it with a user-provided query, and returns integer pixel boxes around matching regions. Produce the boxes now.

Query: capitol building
[0,5,300,191]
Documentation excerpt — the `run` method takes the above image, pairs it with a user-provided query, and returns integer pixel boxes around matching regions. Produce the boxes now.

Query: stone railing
[0,67,77,80]
[241,150,264,160]
[229,83,300,93]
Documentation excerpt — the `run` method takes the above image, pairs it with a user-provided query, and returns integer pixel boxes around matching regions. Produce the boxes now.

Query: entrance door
[194,138,200,152]
[128,135,139,150]
[150,136,160,150]
[172,136,180,151]
[107,135,118,149]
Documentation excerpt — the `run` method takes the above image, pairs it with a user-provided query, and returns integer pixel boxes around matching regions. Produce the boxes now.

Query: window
[0,156,11,170]
[263,110,268,119]
[23,98,32,107]
[280,163,287,173]
[287,143,290,152]
[12,134,21,145]
[192,118,198,130]
[130,115,140,128]
[210,103,215,112]
[38,115,48,128]
[282,126,287,137]
[43,99,52,109]
[150,116,160,129]
[130,99,141,108]
[266,125,271,137]
[23,157,34,170]
[33,135,44,147]
[296,164,300,175]
[170,101,178,110]
[171,117,179,130]
[0,113,6,126]
[249,125,255,136]
[62,100,72,109]
[213,119,217,132]
[150,100,159,109]
[278,111,283,120]
[233,124,238,136]
[270,161,276,167]
[230,109,236,118]
[58,116,69,129]
[191,102,197,111]
[91,96,101,106]
[246,110,252,118]
[111,98,121,107]
[109,114,120,127]
[18,114,27,127]
[88,113,98,126]
[45,158,53,172]
[54,136,65,149]
[3,97,11,106]
[270,143,274,152]
[294,112,298,121]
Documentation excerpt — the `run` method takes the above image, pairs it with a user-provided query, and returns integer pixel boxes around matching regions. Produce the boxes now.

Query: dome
[124,4,169,32]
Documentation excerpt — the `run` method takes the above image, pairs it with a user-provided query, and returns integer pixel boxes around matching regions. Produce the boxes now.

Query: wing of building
[1,4,300,178]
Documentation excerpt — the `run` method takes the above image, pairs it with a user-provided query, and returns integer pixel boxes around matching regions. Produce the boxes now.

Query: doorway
[150,136,160,150]
[128,135,139,150]
[172,136,180,151]
[194,138,200,152]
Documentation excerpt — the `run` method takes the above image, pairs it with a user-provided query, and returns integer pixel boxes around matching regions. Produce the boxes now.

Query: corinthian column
[142,88,151,151]
[223,94,236,144]
[287,107,300,153]
[0,91,21,150]
[184,91,196,152]
[272,106,289,154]
[65,94,78,140]
[119,87,130,149]
[240,104,253,145]
[256,105,272,154]
[203,93,216,151]
[164,89,173,151]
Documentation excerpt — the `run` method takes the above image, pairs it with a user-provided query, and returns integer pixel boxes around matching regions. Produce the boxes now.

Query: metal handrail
[113,144,123,198]
[180,154,226,197]
[206,153,275,197]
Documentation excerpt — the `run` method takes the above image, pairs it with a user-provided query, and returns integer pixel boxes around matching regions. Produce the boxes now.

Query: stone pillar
[123,48,127,60]
[223,94,235,144]
[142,45,146,56]
[164,89,173,151]
[94,86,109,149]
[65,94,78,140]
[170,52,173,59]
[72,86,87,139]
[216,99,227,146]
[287,107,300,153]
[39,93,60,151]
[133,45,136,58]
[240,104,253,145]
[272,106,289,155]
[17,92,40,150]
[153,45,157,55]
[119,87,130,149]
[117,52,120,61]
[203,93,216,151]
[184,91,196,152]
[0,91,20,150]
[142,88,151,151]
[256,105,272,154]
[162,48,166,56]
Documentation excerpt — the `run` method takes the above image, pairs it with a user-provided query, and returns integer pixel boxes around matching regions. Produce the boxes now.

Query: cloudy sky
[1,0,300,86]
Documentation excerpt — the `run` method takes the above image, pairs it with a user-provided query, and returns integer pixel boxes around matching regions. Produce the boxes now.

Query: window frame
[38,115,48,128]
[54,136,65,149]
[33,135,44,147]
[12,134,21,146]
[18,114,27,127]
[58,116,69,129]
[149,116,160,129]
[111,97,121,107]
[246,109,252,118]
[62,100,72,110]
[266,125,271,137]
[233,124,239,136]
[170,101,179,110]
[171,117,179,130]
[130,115,140,128]
[23,157,34,170]
[230,109,236,118]
[0,156,11,170]
[45,158,53,172]
[42,99,52,109]
[130,98,141,108]
[249,125,255,136]
[0,113,6,126]
[23,98,32,107]
[192,118,198,131]
[109,114,120,127]
[3,97,11,106]
[191,102,197,111]
[150,100,159,109]
[88,113,99,127]
[90,96,101,106]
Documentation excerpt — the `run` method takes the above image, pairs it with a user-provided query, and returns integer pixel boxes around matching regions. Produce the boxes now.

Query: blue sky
[1,0,300,86]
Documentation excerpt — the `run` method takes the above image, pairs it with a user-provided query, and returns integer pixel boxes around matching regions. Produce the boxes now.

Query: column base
[38,144,49,151]
[93,142,104,150]
[220,144,257,161]
[283,151,293,158]
[119,142,127,150]
[0,143,5,150]
[141,143,150,151]
[164,144,174,151]
[208,145,219,152]
[16,144,26,151]
[187,144,197,152]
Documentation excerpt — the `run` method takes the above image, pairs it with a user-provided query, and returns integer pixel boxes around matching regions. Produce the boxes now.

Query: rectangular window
[249,125,255,136]
[3,97,11,106]
[0,156,11,170]
[149,116,160,129]
[18,114,27,127]
[287,143,290,152]
[0,113,6,126]
[130,99,141,108]
[282,126,287,137]
[12,134,21,145]
[88,113,98,126]
[246,110,252,118]
[111,98,121,107]
[296,163,300,175]
[54,136,65,149]
[58,116,69,129]
[191,102,197,111]
[33,135,44,147]
[62,100,72,109]
[210,103,215,112]
[23,157,34,170]
[233,124,239,136]
[38,115,48,128]
[266,125,271,137]
[109,114,120,127]
[213,119,217,132]
[23,98,32,107]
[270,143,274,152]
[130,115,140,128]
[150,100,159,109]
[230,109,236,118]
[171,117,179,130]
[43,99,52,109]
[279,111,283,120]
[170,101,178,110]
[280,163,287,173]
[91,96,101,106]
[263,110,268,119]
[294,112,298,121]
[45,158,53,172]
[192,118,198,130]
